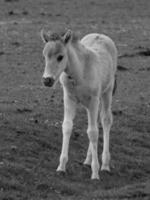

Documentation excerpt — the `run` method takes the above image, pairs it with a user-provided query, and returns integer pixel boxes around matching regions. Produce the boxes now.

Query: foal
[41,29,117,179]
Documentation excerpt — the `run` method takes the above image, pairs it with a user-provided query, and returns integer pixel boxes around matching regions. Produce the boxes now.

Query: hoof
[83,158,92,166]
[56,170,66,177]
[101,165,110,172]
[83,161,91,167]
[56,165,66,172]
[91,174,99,180]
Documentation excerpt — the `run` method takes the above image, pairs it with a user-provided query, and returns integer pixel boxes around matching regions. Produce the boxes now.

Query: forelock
[43,40,64,57]
[48,32,62,41]
[48,30,79,43]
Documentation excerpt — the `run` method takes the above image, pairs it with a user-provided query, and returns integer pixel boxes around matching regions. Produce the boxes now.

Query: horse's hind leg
[100,88,113,171]
[84,143,92,166]
[86,97,100,179]
[57,91,76,172]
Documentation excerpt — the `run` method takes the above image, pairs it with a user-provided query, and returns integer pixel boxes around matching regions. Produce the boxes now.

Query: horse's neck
[66,43,86,84]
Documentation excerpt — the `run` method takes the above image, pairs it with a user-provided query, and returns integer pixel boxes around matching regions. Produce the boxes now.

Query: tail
[112,75,117,95]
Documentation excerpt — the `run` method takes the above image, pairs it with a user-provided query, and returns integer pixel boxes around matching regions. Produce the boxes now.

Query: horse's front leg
[86,97,100,179]
[57,92,76,172]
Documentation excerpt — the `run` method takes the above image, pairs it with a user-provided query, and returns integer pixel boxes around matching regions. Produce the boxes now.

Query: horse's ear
[63,29,72,44]
[41,29,50,43]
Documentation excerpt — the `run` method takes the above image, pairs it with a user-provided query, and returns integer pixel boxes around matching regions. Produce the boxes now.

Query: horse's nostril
[43,77,55,87]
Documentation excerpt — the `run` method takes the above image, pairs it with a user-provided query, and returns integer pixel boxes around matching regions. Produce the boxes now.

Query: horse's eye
[57,55,64,62]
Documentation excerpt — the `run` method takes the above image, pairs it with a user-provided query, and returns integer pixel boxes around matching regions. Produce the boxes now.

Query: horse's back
[81,33,117,72]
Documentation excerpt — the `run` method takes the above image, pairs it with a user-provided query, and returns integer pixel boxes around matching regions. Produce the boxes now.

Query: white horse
[41,29,117,179]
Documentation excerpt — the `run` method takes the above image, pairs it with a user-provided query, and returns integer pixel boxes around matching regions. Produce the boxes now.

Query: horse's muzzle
[43,77,55,87]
